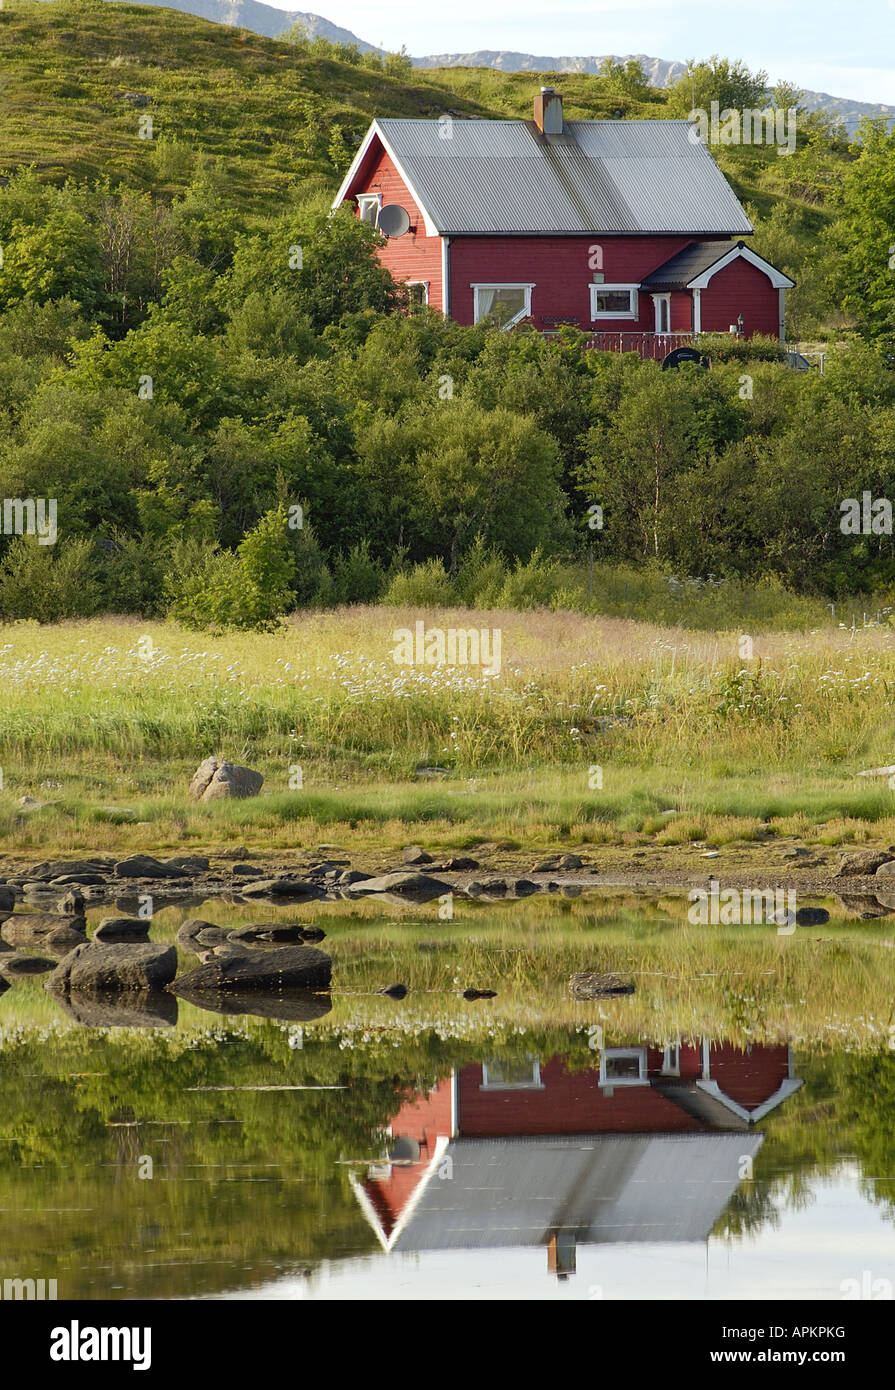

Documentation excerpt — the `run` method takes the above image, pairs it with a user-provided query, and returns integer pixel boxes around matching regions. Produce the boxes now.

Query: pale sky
[270,0,895,104]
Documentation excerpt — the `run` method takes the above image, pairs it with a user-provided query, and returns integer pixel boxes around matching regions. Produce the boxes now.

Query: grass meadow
[0,604,894,856]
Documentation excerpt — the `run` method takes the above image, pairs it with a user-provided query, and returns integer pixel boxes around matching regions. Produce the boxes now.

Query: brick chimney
[534,86,563,135]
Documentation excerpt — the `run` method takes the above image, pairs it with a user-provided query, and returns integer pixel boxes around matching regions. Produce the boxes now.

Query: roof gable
[642,239,795,290]
[334,118,754,237]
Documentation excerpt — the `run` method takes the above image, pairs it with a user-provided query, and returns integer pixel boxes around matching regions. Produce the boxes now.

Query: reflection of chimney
[547,1231,577,1278]
[534,86,563,135]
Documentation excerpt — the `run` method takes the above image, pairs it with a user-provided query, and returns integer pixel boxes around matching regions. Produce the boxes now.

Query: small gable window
[357,193,382,225]
[599,1047,648,1085]
[472,283,534,330]
[590,283,639,319]
[481,1057,544,1089]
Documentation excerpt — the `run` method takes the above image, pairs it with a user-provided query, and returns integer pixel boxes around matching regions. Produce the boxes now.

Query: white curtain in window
[476,287,497,320]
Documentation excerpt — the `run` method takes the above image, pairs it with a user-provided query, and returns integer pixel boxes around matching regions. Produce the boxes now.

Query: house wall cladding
[447,233,702,331]
[362,147,443,308]
[700,258,781,336]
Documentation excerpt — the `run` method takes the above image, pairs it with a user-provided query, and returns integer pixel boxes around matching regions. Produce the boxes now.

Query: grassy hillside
[0,0,851,233]
[0,0,489,208]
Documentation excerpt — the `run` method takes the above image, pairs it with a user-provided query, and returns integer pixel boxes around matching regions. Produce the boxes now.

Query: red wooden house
[333,88,794,359]
[351,1041,802,1270]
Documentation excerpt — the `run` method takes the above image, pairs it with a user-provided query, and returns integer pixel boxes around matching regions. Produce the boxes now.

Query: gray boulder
[48,942,178,993]
[0,886,16,911]
[347,871,451,902]
[189,757,263,802]
[834,850,895,878]
[402,846,433,865]
[93,917,151,942]
[170,945,331,994]
[28,858,114,881]
[114,855,187,880]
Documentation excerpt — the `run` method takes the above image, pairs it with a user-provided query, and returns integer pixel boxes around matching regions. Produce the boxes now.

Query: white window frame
[590,282,639,320]
[652,293,671,334]
[405,280,429,306]
[599,1047,648,1087]
[357,193,382,225]
[480,1058,544,1090]
[471,282,535,330]
[661,1043,681,1077]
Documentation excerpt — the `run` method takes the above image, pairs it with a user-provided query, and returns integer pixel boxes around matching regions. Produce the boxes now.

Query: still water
[1,890,893,1301]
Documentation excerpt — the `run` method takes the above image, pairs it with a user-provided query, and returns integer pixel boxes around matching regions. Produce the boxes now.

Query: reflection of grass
[3,612,895,853]
[4,892,894,1049]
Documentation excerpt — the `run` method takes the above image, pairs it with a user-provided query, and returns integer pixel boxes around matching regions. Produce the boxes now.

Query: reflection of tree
[710,1050,895,1242]
[839,1052,895,1222]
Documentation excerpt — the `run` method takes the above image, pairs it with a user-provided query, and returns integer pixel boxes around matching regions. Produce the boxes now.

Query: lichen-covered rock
[93,917,151,942]
[170,945,331,994]
[834,850,895,878]
[189,757,263,802]
[48,942,178,993]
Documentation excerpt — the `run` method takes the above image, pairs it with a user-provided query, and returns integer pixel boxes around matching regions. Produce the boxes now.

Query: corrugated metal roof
[375,118,753,236]
[389,1133,763,1252]
[642,240,738,288]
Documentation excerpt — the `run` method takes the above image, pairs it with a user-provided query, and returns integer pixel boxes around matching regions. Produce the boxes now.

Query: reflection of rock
[0,954,55,977]
[794,906,831,926]
[227,923,306,944]
[171,986,331,1022]
[176,919,231,953]
[570,971,635,999]
[52,989,178,1028]
[0,886,16,911]
[237,878,321,899]
[48,942,178,993]
[94,916,151,942]
[2,914,87,951]
[0,977,9,995]
[348,871,452,902]
[170,945,331,993]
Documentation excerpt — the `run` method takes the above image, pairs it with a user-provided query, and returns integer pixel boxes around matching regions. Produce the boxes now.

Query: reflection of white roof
[356,1133,763,1253]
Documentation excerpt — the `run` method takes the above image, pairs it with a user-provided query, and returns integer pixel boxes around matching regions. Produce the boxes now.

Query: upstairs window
[472,283,534,330]
[357,193,382,225]
[590,283,639,319]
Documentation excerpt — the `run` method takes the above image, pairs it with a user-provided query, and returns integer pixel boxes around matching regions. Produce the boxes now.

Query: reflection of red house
[351,1042,801,1268]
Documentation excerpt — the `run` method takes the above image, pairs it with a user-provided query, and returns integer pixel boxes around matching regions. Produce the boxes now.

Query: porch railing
[580,330,696,360]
